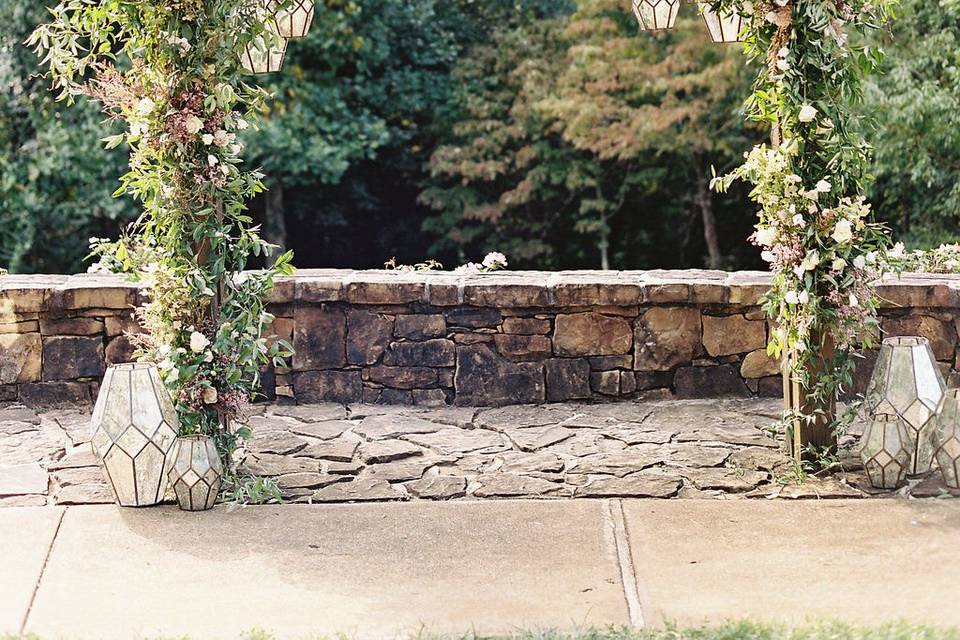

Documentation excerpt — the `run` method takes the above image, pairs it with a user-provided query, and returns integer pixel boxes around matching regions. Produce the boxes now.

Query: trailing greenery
[712,0,897,451]
[29,0,294,462]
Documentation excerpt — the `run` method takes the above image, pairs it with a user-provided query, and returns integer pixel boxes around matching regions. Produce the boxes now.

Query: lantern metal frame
[859,413,913,490]
[632,0,682,31]
[933,389,960,489]
[698,2,749,43]
[268,0,315,39]
[167,434,224,512]
[240,35,288,75]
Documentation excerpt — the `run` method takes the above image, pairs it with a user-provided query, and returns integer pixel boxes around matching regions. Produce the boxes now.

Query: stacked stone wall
[2,270,958,407]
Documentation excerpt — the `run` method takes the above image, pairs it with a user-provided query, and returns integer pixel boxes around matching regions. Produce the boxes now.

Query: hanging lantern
[632,0,681,31]
[240,35,288,74]
[699,2,750,43]
[268,0,315,38]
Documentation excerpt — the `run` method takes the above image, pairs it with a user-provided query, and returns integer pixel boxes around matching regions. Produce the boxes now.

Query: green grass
[9,621,960,640]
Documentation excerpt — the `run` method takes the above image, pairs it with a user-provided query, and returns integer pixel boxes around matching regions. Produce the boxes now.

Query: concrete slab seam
[607,499,645,628]
[19,507,67,636]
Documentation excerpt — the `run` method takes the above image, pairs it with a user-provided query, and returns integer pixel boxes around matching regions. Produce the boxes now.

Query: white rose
[888,242,905,258]
[236,118,249,130]
[136,97,156,115]
[189,331,210,353]
[815,179,832,193]
[202,133,214,145]
[832,219,854,244]
[482,251,508,269]
[761,250,776,263]
[866,250,878,264]
[798,104,818,122]
[832,258,847,271]
[777,47,790,58]
[798,290,810,304]
[792,213,804,225]
[853,255,866,269]
[801,250,819,271]
[208,154,219,166]
[213,129,233,147]
[185,115,204,135]
[776,58,790,71]
[754,227,777,247]
[785,290,800,305]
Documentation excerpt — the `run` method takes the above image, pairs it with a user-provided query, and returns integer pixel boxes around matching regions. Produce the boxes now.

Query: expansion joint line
[607,499,645,628]
[20,506,67,635]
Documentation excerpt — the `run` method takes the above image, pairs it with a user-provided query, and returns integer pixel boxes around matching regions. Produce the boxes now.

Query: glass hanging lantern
[268,0,315,38]
[240,35,288,74]
[632,0,681,31]
[698,2,750,43]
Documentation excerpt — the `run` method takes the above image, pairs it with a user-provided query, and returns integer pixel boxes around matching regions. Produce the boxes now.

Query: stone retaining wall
[2,270,959,407]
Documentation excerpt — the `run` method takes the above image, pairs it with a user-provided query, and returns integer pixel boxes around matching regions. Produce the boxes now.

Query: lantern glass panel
[632,0,681,31]
[240,36,287,74]
[934,389,960,489]
[699,3,748,43]
[269,0,315,38]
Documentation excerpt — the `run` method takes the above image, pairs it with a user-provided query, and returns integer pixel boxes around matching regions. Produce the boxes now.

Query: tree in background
[867,0,960,247]
[0,2,136,273]
[422,4,759,271]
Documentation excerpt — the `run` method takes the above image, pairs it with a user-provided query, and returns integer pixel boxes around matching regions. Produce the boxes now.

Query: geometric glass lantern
[268,0,315,38]
[865,336,945,476]
[933,389,960,489]
[89,363,180,507]
[632,0,682,31]
[699,2,749,43]
[166,435,224,512]
[859,413,914,489]
[239,36,288,75]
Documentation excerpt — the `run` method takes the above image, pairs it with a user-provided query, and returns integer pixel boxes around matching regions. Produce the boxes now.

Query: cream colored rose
[832,219,853,244]
[189,331,210,353]
[185,115,204,135]
[798,104,818,122]
[201,387,218,405]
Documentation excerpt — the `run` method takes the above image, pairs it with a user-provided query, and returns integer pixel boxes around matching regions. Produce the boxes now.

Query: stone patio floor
[2,398,958,507]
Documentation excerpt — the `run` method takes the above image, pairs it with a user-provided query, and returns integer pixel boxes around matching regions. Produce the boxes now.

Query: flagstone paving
[1,398,958,506]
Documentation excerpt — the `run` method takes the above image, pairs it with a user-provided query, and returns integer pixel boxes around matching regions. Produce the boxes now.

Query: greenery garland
[30,0,295,462]
[711,0,896,450]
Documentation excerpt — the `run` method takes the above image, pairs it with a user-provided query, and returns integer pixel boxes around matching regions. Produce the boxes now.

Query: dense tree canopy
[1,0,958,274]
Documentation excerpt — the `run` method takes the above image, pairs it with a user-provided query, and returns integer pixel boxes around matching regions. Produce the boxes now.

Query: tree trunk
[262,182,288,266]
[694,162,722,269]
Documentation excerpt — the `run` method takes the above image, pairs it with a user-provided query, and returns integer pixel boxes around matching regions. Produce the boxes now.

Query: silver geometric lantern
[859,413,913,489]
[166,435,224,512]
[268,0,315,38]
[240,36,288,74]
[632,0,682,31]
[864,336,945,476]
[698,2,749,43]
[933,389,960,489]
[90,363,179,507]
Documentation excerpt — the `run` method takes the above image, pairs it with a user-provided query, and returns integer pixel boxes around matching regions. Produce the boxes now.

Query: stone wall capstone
[2,270,959,407]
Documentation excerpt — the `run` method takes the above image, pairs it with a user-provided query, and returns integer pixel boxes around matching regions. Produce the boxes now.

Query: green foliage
[422,5,758,270]
[30,0,294,462]
[866,0,960,247]
[0,2,136,274]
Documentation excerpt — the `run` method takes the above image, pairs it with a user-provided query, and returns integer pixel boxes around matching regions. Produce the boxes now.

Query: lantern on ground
[859,413,913,489]
[269,0,315,38]
[240,35,288,74]
[699,2,750,43]
[632,0,681,31]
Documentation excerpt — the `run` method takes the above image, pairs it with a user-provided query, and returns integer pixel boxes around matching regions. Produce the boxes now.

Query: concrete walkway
[3,500,960,639]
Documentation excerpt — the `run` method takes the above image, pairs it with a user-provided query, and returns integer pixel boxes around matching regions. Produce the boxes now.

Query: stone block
[589,355,634,370]
[366,365,438,389]
[383,339,456,368]
[725,272,772,306]
[19,382,96,407]
[55,277,137,310]
[502,317,551,335]
[295,273,345,302]
[395,314,446,340]
[494,334,553,361]
[292,370,362,403]
[413,388,449,407]
[634,307,701,371]
[346,309,394,366]
[545,359,591,402]
[590,370,621,396]
[42,336,105,381]
[620,371,637,395]
[702,314,766,357]
[882,314,957,361]
[344,272,425,304]
[0,320,39,335]
[444,307,502,328]
[104,313,142,337]
[424,275,462,307]
[39,316,104,336]
[0,333,41,384]
[454,344,545,406]
[462,277,549,308]
[674,364,751,398]
[553,312,632,357]
[741,349,780,379]
[105,335,137,365]
[293,305,346,371]
[634,371,674,390]
[549,276,641,307]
